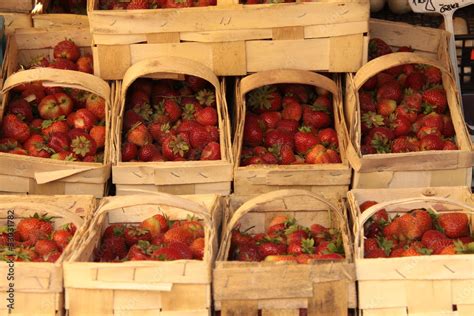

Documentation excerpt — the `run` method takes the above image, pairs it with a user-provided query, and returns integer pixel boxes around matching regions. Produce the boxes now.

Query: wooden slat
[221,300,258,316]
[262,309,299,316]
[67,288,114,316]
[406,280,452,314]
[308,280,348,316]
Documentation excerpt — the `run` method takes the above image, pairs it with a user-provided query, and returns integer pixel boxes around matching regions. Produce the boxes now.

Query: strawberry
[305,144,331,164]
[201,142,221,160]
[315,253,344,260]
[42,119,69,136]
[8,99,33,122]
[163,226,195,245]
[127,0,149,9]
[264,255,298,262]
[395,105,417,123]
[288,238,315,255]
[35,239,58,256]
[127,241,152,261]
[419,134,444,151]
[421,230,453,254]
[365,127,394,153]
[190,237,205,260]
[73,109,98,131]
[149,122,173,144]
[162,99,182,122]
[260,111,281,130]
[376,81,402,103]
[99,236,128,261]
[24,134,52,158]
[70,134,97,158]
[285,226,309,244]
[264,129,294,149]
[90,125,106,149]
[121,142,138,161]
[86,94,106,120]
[402,90,422,113]
[391,136,419,153]
[376,99,397,116]
[189,124,210,149]
[51,151,77,161]
[377,73,396,88]
[162,134,190,160]
[390,115,411,137]
[28,55,50,69]
[0,138,18,152]
[313,95,332,112]
[398,209,433,240]
[17,213,53,242]
[123,110,145,131]
[49,58,78,71]
[9,148,29,155]
[165,0,193,8]
[140,214,169,236]
[438,213,469,238]
[127,90,150,109]
[302,106,331,129]
[443,140,457,150]
[138,144,159,162]
[424,66,442,84]
[441,115,455,137]
[53,39,80,62]
[196,89,216,107]
[76,55,93,74]
[124,226,152,247]
[257,238,287,257]
[318,128,338,148]
[52,229,73,251]
[131,78,153,96]
[185,75,209,92]
[235,244,261,261]
[48,132,71,153]
[368,38,392,60]
[127,123,152,147]
[281,97,303,121]
[281,84,309,103]
[276,119,299,134]
[405,71,426,91]
[294,126,319,154]
[247,86,282,113]
[360,201,388,224]
[422,88,447,114]
[2,114,31,143]
[326,149,341,163]
[359,91,376,112]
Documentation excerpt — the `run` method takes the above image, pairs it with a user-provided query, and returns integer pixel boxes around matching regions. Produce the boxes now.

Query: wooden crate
[0,194,96,316]
[0,0,35,13]
[64,193,221,316]
[343,53,473,189]
[233,69,351,198]
[32,13,89,28]
[112,57,233,196]
[347,186,474,315]
[213,189,356,313]
[88,0,369,80]
[0,68,112,197]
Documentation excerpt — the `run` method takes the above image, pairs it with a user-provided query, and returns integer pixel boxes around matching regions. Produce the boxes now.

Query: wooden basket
[88,0,369,80]
[347,187,474,315]
[0,68,112,197]
[344,52,473,189]
[0,194,95,316]
[0,0,35,13]
[213,189,356,313]
[112,57,233,196]
[64,192,221,316]
[3,26,92,79]
[233,69,351,198]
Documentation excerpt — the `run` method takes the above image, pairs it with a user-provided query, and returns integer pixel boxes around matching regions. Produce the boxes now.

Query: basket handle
[221,189,345,259]
[355,196,474,250]
[2,68,110,101]
[353,52,453,91]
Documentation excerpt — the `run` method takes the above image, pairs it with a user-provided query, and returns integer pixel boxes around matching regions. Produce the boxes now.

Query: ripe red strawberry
[124,226,152,247]
[86,94,106,120]
[438,213,469,238]
[76,55,93,74]
[127,90,150,109]
[163,226,195,245]
[376,99,397,116]
[102,224,126,240]
[305,144,331,164]
[190,237,205,260]
[24,134,52,158]
[281,97,302,121]
[405,71,426,91]
[285,226,309,244]
[417,126,441,140]
[368,38,392,60]
[8,99,33,122]
[260,111,281,130]
[2,114,31,143]
[195,107,217,126]
[302,106,331,129]
[127,242,151,261]
[51,151,77,161]
[421,230,452,254]
[149,122,172,144]
[260,152,278,164]
[264,129,294,149]
[422,88,447,114]
[318,128,338,148]
[276,119,299,134]
[360,201,388,223]
[48,132,71,153]
[185,75,208,92]
[377,72,397,88]
[391,115,411,137]
[257,238,287,257]
[138,144,159,162]
[165,0,193,8]
[29,55,50,69]
[127,123,152,147]
[294,126,319,154]
[52,229,73,251]
[123,110,145,131]
[163,99,182,122]
[17,213,53,242]
[70,134,97,158]
[247,86,282,113]
[359,91,376,112]
[391,136,420,153]
[419,134,444,151]
[281,84,309,103]
[90,125,106,149]
[441,115,455,137]
[365,127,394,153]
[127,0,149,9]
[201,142,221,160]
[49,58,78,71]
[402,90,422,113]
[288,238,315,255]
[313,95,332,112]
[140,214,168,237]
[0,138,18,152]
[424,66,442,84]
[73,109,98,131]
[121,142,137,161]
[162,134,190,160]
[376,81,402,103]
[397,209,433,240]
[35,239,59,257]
[443,140,457,150]
[41,119,69,136]
[100,235,128,261]
[53,39,80,62]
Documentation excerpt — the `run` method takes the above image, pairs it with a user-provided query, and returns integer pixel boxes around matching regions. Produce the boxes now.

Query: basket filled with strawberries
[233,69,351,197]
[344,47,472,188]
[0,67,111,196]
[112,57,232,195]
[63,192,220,315]
[0,194,95,315]
[213,189,356,314]
[347,186,474,315]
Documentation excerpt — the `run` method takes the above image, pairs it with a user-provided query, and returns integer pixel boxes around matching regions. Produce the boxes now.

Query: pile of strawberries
[121,76,221,162]
[231,215,345,263]
[95,214,205,262]
[361,201,474,258]
[0,82,106,162]
[99,0,216,9]
[241,84,341,165]
[359,38,458,154]
[0,213,77,262]
[26,39,92,74]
